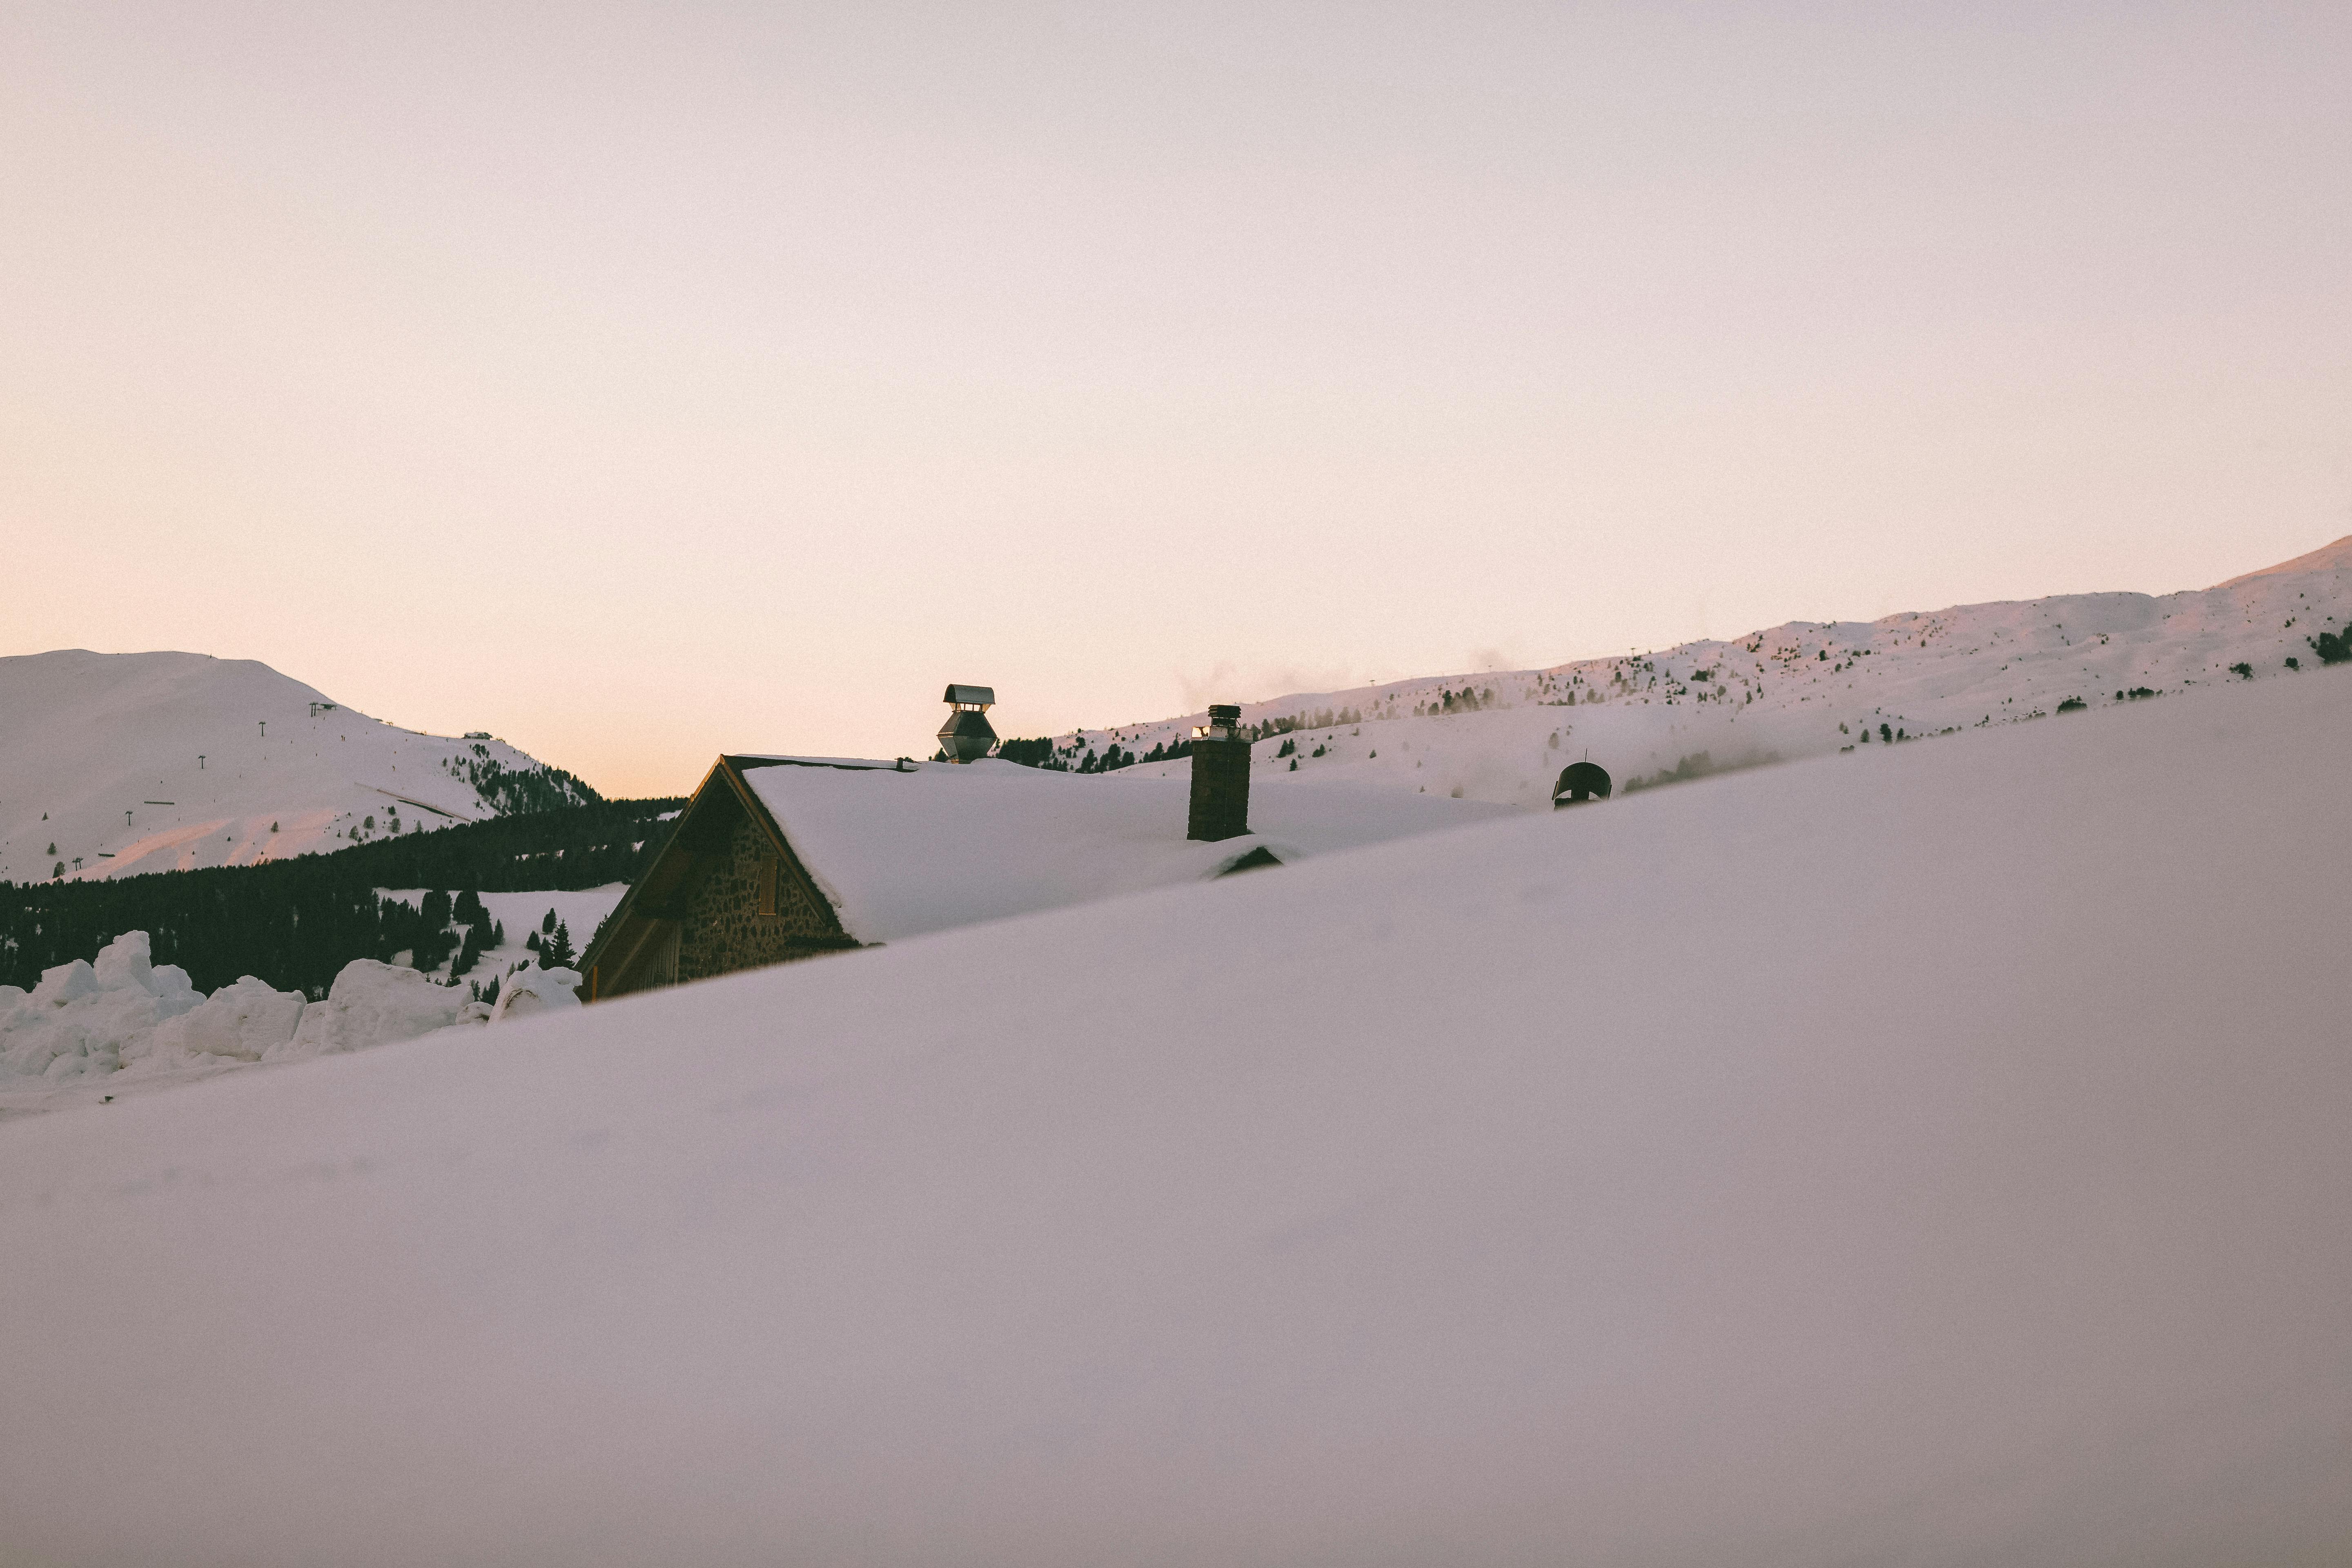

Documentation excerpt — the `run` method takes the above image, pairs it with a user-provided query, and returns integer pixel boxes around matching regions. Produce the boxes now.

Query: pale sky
[6,3,2348,797]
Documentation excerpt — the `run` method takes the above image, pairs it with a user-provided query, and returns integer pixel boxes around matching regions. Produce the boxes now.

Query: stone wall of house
[675,815,850,983]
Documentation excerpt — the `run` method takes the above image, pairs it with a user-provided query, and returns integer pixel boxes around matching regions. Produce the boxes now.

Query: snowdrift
[0,933,580,1117]
[1,671,2348,1564]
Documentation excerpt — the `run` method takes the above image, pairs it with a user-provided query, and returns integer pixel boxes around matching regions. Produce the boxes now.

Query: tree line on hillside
[995,705,1379,775]
[994,736,1195,773]
[1257,706,1366,733]
[0,798,682,998]
[443,747,604,815]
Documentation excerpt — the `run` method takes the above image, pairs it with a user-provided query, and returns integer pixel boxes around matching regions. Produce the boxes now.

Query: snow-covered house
[577,753,1513,1000]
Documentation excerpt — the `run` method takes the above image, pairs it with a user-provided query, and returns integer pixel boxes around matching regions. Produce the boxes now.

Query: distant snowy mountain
[1048,537,2352,809]
[0,651,596,885]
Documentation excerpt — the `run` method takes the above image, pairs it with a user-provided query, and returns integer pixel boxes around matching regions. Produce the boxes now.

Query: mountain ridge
[2213,532,2352,588]
[1036,538,2352,810]
[1,649,595,885]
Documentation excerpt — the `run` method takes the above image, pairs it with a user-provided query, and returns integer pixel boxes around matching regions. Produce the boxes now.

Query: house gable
[578,757,856,1000]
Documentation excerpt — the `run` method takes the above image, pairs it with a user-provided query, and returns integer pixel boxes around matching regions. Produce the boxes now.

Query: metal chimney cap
[1193,702,1244,741]
[943,684,996,709]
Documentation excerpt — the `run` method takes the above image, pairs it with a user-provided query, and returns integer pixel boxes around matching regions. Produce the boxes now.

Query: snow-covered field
[1063,536,2352,810]
[2,664,2345,1563]
[0,649,590,884]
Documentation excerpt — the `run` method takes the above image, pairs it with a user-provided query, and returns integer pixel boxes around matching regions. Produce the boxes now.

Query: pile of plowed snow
[0,932,580,1118]
[2,669,2348,1563]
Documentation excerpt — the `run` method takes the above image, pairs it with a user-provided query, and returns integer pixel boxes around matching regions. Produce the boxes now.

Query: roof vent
[1552,760,1611,806]
[938,684,998,763]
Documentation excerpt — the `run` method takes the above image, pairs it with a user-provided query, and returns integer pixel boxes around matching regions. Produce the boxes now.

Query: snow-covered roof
[738,757,1512,945]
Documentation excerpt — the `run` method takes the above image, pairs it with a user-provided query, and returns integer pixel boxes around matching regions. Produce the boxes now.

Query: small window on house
[757,854,778,916]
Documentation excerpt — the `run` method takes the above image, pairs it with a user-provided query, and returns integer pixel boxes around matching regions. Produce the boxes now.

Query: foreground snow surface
[2,673,2349,1565]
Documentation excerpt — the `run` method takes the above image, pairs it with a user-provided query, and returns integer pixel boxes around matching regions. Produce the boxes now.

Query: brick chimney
[1187,704,1250,841]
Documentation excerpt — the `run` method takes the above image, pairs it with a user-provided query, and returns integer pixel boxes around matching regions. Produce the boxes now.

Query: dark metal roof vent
[938,684,998,763]
[1552,760,1611,807]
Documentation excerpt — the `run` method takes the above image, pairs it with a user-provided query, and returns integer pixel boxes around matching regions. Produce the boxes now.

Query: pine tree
[545,921,576,968]
[541,907,557,934]
[450,920,485,978]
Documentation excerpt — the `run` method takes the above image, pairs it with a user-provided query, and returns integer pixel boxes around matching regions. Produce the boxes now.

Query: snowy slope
[1056,536,2352,810]
[2,668,2347,1564]
[0,650,591,884]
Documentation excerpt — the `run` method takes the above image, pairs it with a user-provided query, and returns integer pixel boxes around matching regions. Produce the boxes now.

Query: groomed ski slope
[2,669,2348,1565]
[0,650,585,884]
